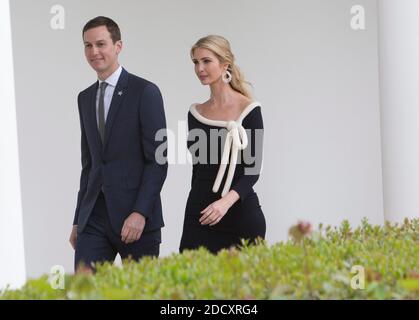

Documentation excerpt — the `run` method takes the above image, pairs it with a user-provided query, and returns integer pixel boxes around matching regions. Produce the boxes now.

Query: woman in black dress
[179,35,266,254]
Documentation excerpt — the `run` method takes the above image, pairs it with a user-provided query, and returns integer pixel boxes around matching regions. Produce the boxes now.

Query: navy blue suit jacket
[74,68,168,235]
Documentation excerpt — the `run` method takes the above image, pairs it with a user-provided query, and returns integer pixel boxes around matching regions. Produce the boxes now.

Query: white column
[378,0,419,222]
[0,0,26,289]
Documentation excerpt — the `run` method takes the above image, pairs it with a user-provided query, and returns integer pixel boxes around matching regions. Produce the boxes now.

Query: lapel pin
[118,90,123,96]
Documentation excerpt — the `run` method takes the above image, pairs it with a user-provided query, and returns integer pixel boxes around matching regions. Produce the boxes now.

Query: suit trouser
[74,192,160,271]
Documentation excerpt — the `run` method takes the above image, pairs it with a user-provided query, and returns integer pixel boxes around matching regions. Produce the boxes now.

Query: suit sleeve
[132,83,168,219]
[74,93,92,225]
[230,107,264,201]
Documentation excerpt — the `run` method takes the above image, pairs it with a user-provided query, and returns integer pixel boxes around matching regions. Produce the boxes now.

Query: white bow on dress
[189,102,260,196]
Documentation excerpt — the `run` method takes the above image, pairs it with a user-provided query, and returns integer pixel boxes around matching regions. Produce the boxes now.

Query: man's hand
[69,225,78,250]
[121,212,146,244]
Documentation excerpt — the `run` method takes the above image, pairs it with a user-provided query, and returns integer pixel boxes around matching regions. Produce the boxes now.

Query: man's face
[83,26,122,75]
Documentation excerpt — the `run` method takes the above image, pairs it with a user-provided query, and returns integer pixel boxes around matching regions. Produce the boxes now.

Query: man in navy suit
[69,16,168,272]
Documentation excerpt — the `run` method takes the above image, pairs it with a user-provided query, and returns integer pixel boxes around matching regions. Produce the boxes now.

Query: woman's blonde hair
[191,35,252,99]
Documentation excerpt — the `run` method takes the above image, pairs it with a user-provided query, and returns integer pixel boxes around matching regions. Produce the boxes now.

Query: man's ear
[116,40,123,54]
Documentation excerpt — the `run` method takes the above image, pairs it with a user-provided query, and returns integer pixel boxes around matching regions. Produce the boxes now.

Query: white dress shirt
[95,65,123,126]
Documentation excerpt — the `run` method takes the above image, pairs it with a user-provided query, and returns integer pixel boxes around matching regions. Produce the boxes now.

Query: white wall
[378,0,419,222]
[0,0,26,289]
[5,0,383,283]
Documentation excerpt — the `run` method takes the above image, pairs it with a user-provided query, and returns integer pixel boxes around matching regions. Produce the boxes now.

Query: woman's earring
[222,70,232,83]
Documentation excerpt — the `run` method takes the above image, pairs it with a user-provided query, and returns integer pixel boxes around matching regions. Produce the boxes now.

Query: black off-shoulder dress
[179,102,266,253]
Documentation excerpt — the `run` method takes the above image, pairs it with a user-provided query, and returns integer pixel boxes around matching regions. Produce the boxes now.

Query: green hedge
[1,218,418,300]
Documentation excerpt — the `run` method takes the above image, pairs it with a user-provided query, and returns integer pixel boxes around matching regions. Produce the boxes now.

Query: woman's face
[192,47,227,85]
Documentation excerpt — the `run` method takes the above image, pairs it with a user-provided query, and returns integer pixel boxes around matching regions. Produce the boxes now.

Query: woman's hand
[199,190,240,226]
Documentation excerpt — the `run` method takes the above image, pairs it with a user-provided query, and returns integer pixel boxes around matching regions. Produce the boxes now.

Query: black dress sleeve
[187,112,196,188]
[230,106,264,200]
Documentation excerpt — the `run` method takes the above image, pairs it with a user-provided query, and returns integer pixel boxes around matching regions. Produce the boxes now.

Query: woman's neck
[208,81,236,107]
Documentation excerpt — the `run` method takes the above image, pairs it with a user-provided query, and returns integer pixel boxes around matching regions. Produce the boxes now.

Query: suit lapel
[103,68,129,151]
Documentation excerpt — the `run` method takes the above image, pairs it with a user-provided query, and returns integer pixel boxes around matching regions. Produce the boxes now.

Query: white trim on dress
[189,102,261,197]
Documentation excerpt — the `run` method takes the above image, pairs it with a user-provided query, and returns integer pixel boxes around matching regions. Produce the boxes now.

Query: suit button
[103,161,107,165]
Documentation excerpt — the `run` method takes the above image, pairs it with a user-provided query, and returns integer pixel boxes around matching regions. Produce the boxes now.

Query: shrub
[1,218,417,299]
